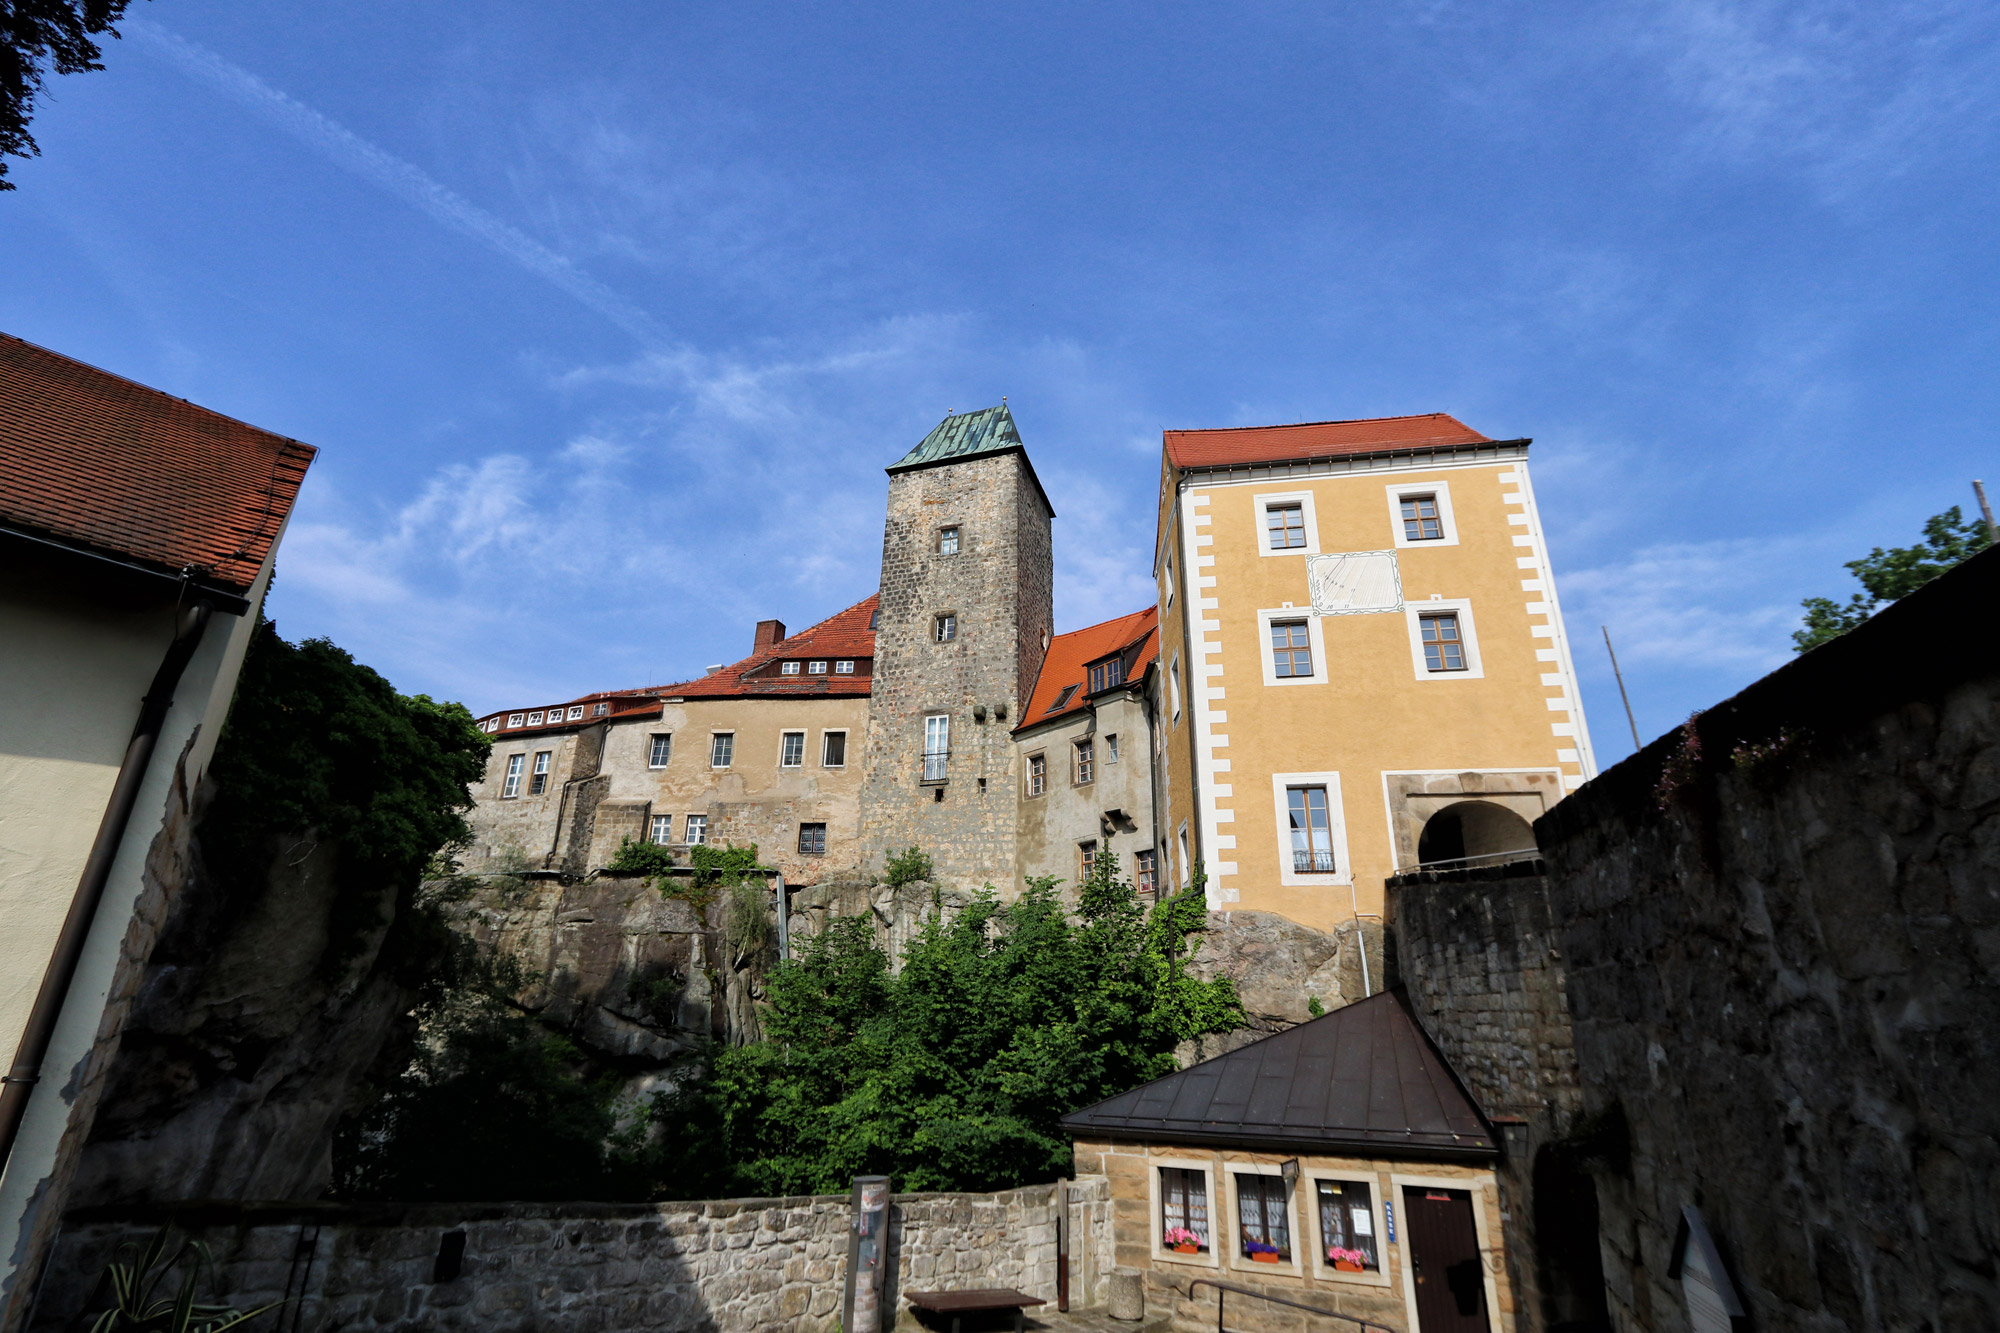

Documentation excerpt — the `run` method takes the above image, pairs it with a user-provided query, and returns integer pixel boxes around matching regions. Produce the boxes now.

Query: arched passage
[1416,800,1537,867]
[1533,1145,1611,1332]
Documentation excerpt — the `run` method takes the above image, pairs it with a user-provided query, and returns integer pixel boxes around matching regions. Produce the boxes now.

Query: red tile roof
[1019,607,1159,731]
[479,595,880,735]
[1163,413,1494,471]
[0,333,317,592]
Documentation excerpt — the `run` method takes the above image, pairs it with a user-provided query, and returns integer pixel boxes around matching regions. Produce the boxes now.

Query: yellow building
[1153,414,1595,937]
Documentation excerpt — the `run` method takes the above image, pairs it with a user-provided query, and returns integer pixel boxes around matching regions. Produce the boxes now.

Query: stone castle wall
[30,1180,1113,1333]
[860,451,1053,891]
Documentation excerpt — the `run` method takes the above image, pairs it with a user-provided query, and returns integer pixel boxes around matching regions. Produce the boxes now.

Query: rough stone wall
[1014,690,1158,897]
[1531,549,2000,1333]
[30,1181,1113,1333]
[860,452,1054,893]
[1177,910,1372,1062]
[1385,861,1583,1332]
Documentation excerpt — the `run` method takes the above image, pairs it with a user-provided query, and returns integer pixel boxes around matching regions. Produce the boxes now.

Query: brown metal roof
[1059,990,1496,1161]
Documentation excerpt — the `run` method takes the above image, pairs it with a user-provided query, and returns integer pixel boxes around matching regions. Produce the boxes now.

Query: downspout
[0,597,214,1173]
[1142,667,1162,903]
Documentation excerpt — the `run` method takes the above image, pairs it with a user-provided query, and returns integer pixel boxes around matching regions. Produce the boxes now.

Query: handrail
[1187,1277,1393,1333]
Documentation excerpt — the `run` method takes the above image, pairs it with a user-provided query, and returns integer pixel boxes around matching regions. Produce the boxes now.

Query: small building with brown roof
[0,334,314,1321]
[1061,989,1516,1333]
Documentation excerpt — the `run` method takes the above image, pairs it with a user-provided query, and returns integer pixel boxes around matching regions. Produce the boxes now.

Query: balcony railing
[1292,849,1337,874]
[921,751,949,783]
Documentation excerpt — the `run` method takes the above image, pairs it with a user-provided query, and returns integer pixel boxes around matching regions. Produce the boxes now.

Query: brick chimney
[754,619,786,653]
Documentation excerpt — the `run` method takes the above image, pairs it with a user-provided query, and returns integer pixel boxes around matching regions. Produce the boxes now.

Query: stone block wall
[31,1181,1113,1333]
[1530,549,2000,1333]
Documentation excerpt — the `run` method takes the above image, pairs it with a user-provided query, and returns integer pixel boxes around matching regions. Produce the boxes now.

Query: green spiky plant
[86,1227,283,1332]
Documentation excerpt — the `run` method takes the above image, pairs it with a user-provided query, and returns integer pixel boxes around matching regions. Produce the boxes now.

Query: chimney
[754,619,786,653]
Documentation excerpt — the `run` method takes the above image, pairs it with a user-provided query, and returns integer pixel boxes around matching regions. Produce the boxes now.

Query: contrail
[126,19,665,345]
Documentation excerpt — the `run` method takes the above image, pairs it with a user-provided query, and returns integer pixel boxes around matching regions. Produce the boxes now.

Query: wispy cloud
[125,18,666,343]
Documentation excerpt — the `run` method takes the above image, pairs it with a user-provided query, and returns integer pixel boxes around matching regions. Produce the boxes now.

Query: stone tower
[858,405,1055,892]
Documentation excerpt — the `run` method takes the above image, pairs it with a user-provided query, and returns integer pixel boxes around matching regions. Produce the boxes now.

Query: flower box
[1171,1244,1201,1254]
[1251,1252,1283,1263]
[1334,1259,1365,1272]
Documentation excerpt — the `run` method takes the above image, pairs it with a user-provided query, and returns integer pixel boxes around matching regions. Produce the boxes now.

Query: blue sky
[5,2,1996,760]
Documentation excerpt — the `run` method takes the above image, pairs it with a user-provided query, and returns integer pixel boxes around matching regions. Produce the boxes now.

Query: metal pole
[1975,480,1998,546]
[1602,626,1643,754]
[1055,1178,1069,1312]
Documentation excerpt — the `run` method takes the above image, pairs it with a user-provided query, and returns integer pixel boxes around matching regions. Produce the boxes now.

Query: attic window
[526,712,544,726]
[809,661,829,674]
[1088,655,1124,694]
[835,660,855,674]
[566,706,585,720]
[781,661,801,675]
[507,713,524,727]
[593,703,609,716]
[1047,684,1079,713]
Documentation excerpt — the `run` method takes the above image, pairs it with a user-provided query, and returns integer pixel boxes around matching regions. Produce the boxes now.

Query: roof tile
[1164,413,1493,471]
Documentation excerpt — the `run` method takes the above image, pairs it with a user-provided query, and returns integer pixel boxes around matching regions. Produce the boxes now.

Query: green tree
[1794,506,1991,652]
[2,0,138,189]
[646,857,1243,1197]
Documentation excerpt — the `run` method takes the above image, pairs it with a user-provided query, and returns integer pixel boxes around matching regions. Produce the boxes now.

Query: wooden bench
[902,1286,1047,1333]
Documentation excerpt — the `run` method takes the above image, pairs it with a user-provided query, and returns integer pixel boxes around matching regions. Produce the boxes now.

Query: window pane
[1421,614,1466,672]
[781,661,800,674]
[835,660,854,673]
[938,527,960,555]
[711,734,734,766]
[924,715,949,781]
[809,661,827,674]
[649,734,672,768]
[649,814,673,844]
[798,822,826,855]
[823,732,847,766]
[1161,1168,1210,1251]
[1267,503,1305,550]
[685,814,707,845]
[502,754,524,797]
[781,732,805,766]
[1318,1180,1379,1270]
[1237,1175,1291,1259]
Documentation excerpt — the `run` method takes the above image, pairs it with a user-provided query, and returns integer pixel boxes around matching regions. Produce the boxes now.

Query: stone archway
[1416,800,1537,867]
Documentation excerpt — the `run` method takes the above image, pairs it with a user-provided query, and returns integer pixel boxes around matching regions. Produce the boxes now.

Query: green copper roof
[888,403,1023,472]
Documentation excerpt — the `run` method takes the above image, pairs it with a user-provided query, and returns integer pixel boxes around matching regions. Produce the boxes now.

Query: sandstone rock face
[1174,910,1377,1062]
[67,827,419,1208]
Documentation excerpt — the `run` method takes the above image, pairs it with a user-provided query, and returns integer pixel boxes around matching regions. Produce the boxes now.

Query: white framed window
[821,730,848,767]
[710,732,735,767]
[1177,822,1191,885]
[685,813,708,845]
[1105,733,1120,764]
[507,713,525,727]
[781,661,801,675]
[526,711,544,726]
[500,753,525,798]
[936,614,957,643]
[780,731,805,767]
[1169,653,1183,724]
[567,705,585,720]
[1257,608,1328,687]
[1026,752,1046,797]
[1230,1165,1302,1274]
[1150,1159,1219,1267]
[923,714,950,782]
[1253,489,1320,557]
[1268,771,1352,887]
[593,702,609,716]
[648,734,672,769]
[937,526,960,555]
[529,751,552,795]
[1079,839,1099,879]
[1163,553,1176,608]
[1386,479,1459,548]
[1073,738,1095,785]
[835,660,855,673]
[1402,598,1484,679]
[808,660,828,674]
[648,814,673,845]
[1309,1173,1390,1286]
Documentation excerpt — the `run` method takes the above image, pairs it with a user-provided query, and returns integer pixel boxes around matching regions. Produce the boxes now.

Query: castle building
[461,407,1594,941]
[1151,414,1597,934]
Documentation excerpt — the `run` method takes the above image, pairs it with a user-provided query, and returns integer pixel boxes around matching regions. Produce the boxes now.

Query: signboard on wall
[1306,551,1403,616]
[1668,1205,1747,1333]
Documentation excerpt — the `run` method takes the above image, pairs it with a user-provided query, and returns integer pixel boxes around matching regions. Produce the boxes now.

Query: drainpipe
[773,870,789,962]
[0,597,214,1173]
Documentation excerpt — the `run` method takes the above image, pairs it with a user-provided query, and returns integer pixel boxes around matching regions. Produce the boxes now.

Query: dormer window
[781,661,801,675]
[593,703,609,716]
[507,713,525,727]
[808,661,828,674]
[1088,655,1125,694]
[526,711,544,725]
[566,705,584,720]
[1047,684,1079,713]
[835,660,855,674]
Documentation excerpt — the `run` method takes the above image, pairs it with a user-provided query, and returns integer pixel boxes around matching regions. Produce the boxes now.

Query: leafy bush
[644,855,1242,1197]
[883,844,932,887]
[690,842,760,888]
[607,837,677,877]
[724,879,772,960]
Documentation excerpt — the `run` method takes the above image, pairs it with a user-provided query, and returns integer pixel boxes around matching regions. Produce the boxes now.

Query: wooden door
[1403,1186,1489,1333]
